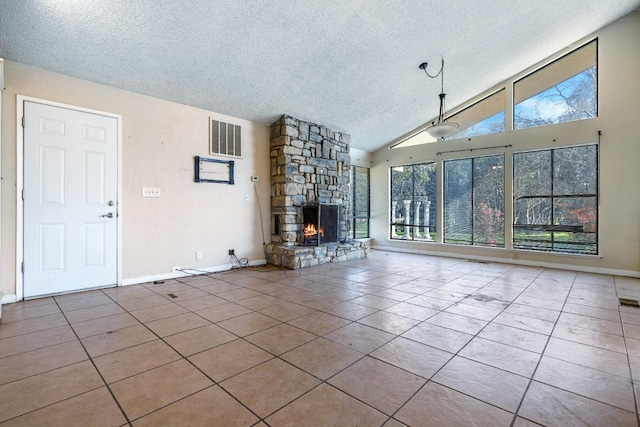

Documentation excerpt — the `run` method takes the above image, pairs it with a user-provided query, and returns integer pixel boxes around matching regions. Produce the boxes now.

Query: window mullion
[471,158,475,245]
[550,149,555,251]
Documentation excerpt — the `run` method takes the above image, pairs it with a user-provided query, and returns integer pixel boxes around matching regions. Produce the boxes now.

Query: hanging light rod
[420,58,459,140]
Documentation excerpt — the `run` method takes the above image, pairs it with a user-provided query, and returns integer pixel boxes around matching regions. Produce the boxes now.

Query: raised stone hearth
[265,241,369,270]
[267,115,367,269]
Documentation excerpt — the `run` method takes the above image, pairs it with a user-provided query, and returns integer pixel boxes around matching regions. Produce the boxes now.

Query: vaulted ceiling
[1,1,638,151]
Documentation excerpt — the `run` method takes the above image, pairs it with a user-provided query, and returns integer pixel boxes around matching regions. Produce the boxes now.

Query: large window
[447,89,506,140]
[391,40,598,150]
[444,155,505,247]
[514,40,597,130]
[350,166,370,239]
[513,145,598,254]
[390,162,437,240]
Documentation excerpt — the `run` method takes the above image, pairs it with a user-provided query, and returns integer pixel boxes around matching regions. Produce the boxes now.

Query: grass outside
[392,226,436,241]
[391,228,595,253]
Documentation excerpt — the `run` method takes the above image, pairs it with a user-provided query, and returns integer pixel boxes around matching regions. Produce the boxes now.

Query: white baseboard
[121,259,267,286]
[2,260,268,302]
[1,294,17,304]
[371,245,640,278]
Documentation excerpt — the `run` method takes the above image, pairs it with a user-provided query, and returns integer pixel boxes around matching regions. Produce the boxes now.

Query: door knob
[101,212,114,218]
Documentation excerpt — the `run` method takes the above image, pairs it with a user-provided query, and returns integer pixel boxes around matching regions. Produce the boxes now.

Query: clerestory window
[514,40,597,130]
[447,89,506,140]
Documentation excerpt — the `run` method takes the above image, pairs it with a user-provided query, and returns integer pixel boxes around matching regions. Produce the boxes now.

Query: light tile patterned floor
[1,250,640,426]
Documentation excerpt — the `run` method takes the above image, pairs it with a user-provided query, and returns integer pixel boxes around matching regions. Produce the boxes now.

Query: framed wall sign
[195,156,234,184]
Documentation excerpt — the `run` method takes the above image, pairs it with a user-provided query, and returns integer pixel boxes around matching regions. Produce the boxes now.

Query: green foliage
[390,162,437,240]
[351,166,370,238]
[444,155,504,246]
[514,145,597,254]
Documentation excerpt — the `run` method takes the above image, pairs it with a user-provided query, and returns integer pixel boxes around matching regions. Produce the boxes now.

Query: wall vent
[210,119,242,158]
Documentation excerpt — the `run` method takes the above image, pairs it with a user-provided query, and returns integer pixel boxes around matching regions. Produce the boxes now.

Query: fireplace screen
[303,204,339,245]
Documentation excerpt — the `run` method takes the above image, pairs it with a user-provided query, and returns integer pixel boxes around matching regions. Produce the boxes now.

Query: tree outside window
[390,163,437,241]
[351,166,370,239]
[513,145,598,254]
[444,155,505,247]
[514,40,597,130]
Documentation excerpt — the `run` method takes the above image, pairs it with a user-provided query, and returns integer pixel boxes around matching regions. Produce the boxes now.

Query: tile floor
[1,250,640,426]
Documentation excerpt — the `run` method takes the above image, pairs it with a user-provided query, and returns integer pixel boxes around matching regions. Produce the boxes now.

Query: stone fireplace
[265,115,368,269]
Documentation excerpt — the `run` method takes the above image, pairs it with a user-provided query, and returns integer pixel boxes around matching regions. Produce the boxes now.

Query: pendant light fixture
[420,58,459,140]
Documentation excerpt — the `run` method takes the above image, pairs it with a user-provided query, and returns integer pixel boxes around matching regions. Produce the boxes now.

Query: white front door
[23,101,118,298]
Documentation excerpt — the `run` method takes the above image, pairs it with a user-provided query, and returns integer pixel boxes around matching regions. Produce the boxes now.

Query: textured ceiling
[1,0,638,151]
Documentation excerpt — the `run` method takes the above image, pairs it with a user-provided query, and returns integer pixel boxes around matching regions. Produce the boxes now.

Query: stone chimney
[269,115,351,245]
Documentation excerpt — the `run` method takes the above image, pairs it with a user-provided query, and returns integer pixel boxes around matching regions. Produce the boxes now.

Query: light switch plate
[142,187,161,198]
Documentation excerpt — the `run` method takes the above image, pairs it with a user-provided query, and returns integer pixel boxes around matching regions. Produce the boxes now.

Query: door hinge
[21,262,24,273]
[22,189,24,200]
[21,116,25,128]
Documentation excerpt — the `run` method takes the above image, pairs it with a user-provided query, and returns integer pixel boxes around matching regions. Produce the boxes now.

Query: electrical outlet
[228,249,234,256]
[171,266,181,272]
[244,194,249,202]
[142,187,161,198]
[196,251,203,260]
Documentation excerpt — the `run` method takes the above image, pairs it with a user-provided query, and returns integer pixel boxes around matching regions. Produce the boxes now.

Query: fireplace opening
[302,204,339,245]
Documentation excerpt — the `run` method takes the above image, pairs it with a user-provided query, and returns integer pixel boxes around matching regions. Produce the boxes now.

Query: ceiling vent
[210,119,242,158]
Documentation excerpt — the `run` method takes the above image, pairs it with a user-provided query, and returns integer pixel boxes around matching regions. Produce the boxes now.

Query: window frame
[389,39,599,150]
[350,165,370,239]
[389,161,437,241]
[512,144,599,255]
[446,88,506,140]
[443,154,506,247]
[513,39,598,130]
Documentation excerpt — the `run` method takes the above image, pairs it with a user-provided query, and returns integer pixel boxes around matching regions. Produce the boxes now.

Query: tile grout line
[159,268,419,424]
[613,275,640,425]
[517,276,639,416]
[102,284,272,425]
[111,273,616,426]
[55,292,134,427]
[214,314,377,422]
[247,335,399,423]
[124,274,340,425]
[164,273,636,424]
[508,269,579,427]
[1,275,328,424]
[4,257,638,426]
[384,264,546,425]
[146,265,636,425]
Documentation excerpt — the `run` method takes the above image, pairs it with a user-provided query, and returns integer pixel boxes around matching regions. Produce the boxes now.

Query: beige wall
[349,147,373,168]
[370,11,640,276]
[1,62,270,300]
[2,12,638,301]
